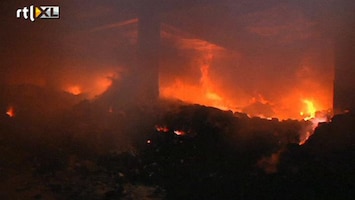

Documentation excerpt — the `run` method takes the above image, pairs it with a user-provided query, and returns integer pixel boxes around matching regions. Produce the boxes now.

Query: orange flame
[161,46,234,111]
[156,125,169,133]
[93,76,113,97]
[65,86,82,95]
[6,106,15,117]
[300,99,316,121]
[299,131,311,145]
[298,99,329,145]
[174,130,186,136]
[61,70,116,99]
[160,32,333,121]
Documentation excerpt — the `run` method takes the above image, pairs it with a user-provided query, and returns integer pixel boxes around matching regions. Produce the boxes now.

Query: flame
[61,71,115,98]
[6,106,15,117]
[298,99,329,145]
[299,131,311,145]
[300,99,316,120]
[65,86,82,95]
[156,125,169,133]
[160,29,333,121]
[206,92,222,101]
[161,44,234,111]
[174,130,186,136]
[155,126,186,136]
[92,76,113,97]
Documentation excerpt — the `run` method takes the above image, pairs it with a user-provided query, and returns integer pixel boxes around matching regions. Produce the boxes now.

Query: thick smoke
[1,1,354,199]
[1,1,346,120]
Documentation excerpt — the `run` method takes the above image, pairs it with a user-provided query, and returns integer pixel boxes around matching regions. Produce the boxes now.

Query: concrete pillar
[134,3,160,103]
[333,19,355,114]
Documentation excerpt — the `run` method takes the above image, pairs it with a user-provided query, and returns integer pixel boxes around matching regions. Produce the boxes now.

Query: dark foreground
[0,89,354,199]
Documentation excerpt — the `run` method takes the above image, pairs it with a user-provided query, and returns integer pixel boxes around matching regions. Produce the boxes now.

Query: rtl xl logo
[16,5,60,21]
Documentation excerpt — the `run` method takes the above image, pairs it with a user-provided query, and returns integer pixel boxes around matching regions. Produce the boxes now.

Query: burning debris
[65,85,82,96]
[155,125,169,133]
[1,0,354,199]
[0,84,353,199]
[159,25,333,120]
[6,106,15,118]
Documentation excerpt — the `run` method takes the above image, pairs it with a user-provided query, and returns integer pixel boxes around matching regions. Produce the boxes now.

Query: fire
[93,76,113,97]
[6,106,15,117]
[160,28,333,121]
[60,70,116,99]
[174,130,186,136]
[155,126,186,136]
[156,125,169,133]
[161,41,234,111]
[160,66,232,111]
[206,92,222,101]
[298,99,329,145]
[65,86,82,95]
[299,131,311,145]
[300,99,316,120]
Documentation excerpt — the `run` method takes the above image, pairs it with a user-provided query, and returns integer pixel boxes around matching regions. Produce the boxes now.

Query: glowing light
[174,130,186,136]
[299,131,311,145]
[146,140,151,144]
[298,100,330,145]
[6,106,15,117]
[94,77,113,96]
[160,50,234,112]
[301,99,316,120]
[206,92,222,101]
[160,30,333,120]
[61,71,116,99]
[156,125,169,133]
[65,86,82,95]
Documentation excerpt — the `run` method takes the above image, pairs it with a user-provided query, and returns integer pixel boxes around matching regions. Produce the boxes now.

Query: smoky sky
[1,0,354,110]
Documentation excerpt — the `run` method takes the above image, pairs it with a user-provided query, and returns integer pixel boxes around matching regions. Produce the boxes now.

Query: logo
[16,5,60,22]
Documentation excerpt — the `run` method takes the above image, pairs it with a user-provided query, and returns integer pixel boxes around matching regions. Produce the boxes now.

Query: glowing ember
[146,140,151,144]
[65,86,82,95]
[174,130,186,136]
[299,131,311,145]
[6,106,15,117]
[156,125,169,133]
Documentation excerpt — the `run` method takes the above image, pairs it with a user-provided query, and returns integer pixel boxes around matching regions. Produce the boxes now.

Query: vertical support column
[135,3,160,103]
[333,23,355,114]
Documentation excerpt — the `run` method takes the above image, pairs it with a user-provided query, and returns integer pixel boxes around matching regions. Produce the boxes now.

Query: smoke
[1,1,354,199]
[2,0,352,119]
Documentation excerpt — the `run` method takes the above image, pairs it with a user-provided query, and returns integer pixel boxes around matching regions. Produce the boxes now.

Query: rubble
[0,87,354,199]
